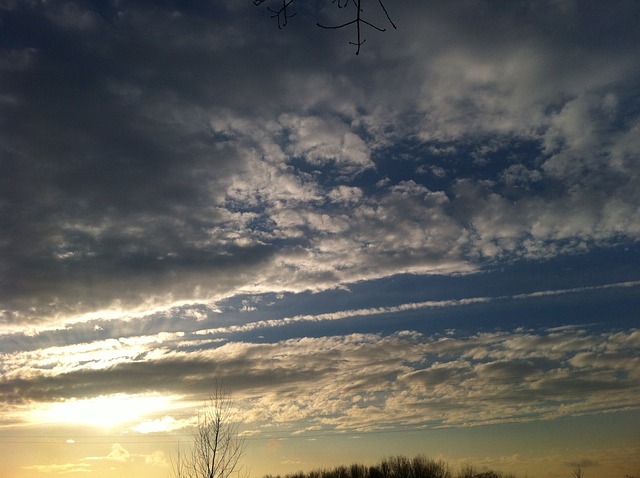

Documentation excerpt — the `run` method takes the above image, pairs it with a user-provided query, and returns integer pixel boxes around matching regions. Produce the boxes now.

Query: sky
[1,1,640,477]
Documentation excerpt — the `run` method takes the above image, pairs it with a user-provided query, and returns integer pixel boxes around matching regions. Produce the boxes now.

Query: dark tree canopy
[254,0,396,55]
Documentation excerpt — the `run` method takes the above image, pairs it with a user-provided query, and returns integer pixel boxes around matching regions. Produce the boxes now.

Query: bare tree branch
[173,382,246,478]
[255,0,396,54]
[267,0,296,29]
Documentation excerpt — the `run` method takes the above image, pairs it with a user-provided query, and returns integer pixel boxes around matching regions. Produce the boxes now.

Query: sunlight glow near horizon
[30,393,182,428]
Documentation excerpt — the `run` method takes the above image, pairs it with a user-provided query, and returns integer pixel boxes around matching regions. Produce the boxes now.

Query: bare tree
[254,0,396,55]
[174,383,246,478]
[571,466,583,478]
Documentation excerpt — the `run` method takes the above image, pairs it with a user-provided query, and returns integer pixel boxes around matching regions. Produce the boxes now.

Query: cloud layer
[1,4,640,477]
[2,1,640,328]
[3,314,639,433]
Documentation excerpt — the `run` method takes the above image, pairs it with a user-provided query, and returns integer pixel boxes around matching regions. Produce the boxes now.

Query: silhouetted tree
[260,455,526,478]
[173,383,246,478]
[457,465,476,478]
[473,473,500,478]
[254,0,396,55]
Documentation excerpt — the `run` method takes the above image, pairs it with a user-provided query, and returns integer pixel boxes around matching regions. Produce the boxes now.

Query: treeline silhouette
[264,455,517,478]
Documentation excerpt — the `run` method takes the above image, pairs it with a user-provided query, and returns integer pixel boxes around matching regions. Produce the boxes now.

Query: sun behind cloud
[30,393,182,428]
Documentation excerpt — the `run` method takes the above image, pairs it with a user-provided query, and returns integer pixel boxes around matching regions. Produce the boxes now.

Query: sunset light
[2,2,640,478]
[31,394,181,428]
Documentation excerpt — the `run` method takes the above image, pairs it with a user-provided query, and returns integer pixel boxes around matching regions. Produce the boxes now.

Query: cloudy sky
[1,1,640,477]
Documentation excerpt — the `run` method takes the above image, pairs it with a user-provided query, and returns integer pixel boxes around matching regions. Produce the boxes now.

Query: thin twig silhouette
[266,0,296,29]
[317,0,395,55]
[254,0,396,54]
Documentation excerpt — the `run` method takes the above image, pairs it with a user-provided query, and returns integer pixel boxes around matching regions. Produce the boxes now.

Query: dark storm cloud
[0,1,288,323]
[0,0,398,325]
[2,0,640,332]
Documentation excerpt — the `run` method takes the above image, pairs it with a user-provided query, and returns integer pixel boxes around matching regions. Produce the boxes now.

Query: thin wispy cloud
[195,280,640,336]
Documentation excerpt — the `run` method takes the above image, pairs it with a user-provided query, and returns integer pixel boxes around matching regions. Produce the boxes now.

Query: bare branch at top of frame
[254,0,396,54]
